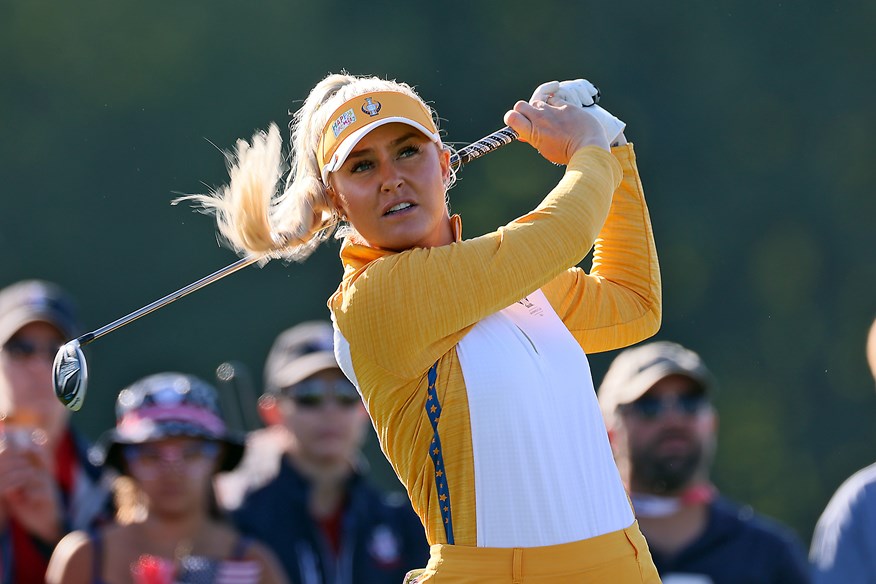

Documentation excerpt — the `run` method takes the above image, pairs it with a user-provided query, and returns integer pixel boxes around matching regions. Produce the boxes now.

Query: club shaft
[74,125,519,348]
[76,256,259,347]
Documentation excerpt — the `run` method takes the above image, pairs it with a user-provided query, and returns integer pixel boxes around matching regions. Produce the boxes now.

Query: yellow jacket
[330,144,660,547]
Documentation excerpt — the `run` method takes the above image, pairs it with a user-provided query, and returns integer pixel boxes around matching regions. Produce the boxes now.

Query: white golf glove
[530,79,626,145]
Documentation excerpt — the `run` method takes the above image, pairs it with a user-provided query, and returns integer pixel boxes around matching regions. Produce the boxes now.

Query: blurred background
[2,0,874,544]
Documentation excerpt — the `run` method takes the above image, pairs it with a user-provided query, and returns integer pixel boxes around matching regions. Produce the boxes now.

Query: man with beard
[598,341,810,584]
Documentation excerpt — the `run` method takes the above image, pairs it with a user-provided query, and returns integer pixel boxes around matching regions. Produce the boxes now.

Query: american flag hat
[92,372,245,473]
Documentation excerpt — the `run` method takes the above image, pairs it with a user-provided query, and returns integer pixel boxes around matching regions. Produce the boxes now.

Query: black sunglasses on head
[281,377,360,408]
[2,338,63,361]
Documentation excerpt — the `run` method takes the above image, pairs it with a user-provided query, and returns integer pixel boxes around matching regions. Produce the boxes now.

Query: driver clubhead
[53,340,88,411]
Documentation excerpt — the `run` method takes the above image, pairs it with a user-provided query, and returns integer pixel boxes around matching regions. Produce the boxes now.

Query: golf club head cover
[530,79,626,145]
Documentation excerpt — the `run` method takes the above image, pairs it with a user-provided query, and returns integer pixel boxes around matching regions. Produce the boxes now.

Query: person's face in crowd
[327,122,453,252]
[123,436,221,517]
[277,369,368,466]
[614,374,716,495]
[0,321,69,441]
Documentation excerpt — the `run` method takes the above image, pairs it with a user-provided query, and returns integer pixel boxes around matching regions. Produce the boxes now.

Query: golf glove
[530,79,626,145]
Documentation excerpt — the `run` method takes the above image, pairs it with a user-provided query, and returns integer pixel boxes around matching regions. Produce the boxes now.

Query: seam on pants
[623,527,646,581]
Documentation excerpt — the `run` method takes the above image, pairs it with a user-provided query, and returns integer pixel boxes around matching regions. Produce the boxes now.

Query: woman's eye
[350,160,373,173]
[399,145,420,158]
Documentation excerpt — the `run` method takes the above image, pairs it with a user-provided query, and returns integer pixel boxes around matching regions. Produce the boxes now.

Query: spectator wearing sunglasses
[598,341,810,584]
[217,321,429,584]
[0,280,111,584]
[46,372,288,584]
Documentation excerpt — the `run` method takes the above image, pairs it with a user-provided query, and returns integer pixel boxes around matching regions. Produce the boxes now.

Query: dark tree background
[2,0,874,543]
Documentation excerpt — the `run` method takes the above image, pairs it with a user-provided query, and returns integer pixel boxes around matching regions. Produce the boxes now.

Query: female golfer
[185,73,662,583]
[45,373,288,584]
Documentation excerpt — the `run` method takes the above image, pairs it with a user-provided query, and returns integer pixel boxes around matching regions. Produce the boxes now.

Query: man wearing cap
[810,315,876,582]
[0,280,110,584]
[598,340,809,583]
[217,321,429,584]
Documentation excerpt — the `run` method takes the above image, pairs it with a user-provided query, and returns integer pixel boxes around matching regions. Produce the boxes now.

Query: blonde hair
[176,73,441,262]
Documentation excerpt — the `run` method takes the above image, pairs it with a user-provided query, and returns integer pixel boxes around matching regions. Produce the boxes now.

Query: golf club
[53,125,520,411]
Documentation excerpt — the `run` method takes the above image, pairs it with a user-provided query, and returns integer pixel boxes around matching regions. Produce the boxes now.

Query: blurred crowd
[2,277,873,583]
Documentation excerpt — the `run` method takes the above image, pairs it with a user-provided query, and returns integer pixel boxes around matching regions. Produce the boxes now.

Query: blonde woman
[45,373,288,584]
[184,73,663,583]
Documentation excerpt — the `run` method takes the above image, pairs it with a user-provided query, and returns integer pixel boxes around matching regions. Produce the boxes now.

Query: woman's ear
[439,146,451,185]
[325,180,344,215]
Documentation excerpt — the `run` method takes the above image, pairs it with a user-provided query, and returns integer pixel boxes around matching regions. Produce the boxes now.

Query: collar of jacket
[337,214,463,277]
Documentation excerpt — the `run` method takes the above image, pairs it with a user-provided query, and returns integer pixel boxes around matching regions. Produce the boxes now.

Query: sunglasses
[123,441,220,477]
[1,338,63,362]
[281,378,360,408]
[620,393,709,420]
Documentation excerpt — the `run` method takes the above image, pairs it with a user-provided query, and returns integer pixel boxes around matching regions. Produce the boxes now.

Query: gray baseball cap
[598,341,716,418]
[263,321,340,394]
[0,280,79,344]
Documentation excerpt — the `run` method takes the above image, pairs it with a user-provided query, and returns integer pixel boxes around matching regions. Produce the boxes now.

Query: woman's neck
[136,512,213,557]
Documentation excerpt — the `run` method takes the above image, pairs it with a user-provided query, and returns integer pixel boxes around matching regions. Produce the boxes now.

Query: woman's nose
[379,161,404,192]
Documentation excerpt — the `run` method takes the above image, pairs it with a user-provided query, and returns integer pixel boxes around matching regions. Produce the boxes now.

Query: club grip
[449,126,519,170]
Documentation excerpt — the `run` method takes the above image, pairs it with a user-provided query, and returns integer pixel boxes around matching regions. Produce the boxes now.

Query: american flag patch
[178,556,262,584]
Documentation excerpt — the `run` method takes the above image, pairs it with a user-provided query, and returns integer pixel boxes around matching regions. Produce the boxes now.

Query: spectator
[46,372,288,584]
[599,340,810,583]
[0,279,110,584]
[216,321,429,584]
[810,315,876,583]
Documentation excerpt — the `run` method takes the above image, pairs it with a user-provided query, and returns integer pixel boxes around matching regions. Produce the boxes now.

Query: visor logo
[361,97,382,117]
[331,109,357,138]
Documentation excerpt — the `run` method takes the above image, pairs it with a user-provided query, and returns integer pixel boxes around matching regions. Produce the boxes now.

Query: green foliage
[2,0,874,544]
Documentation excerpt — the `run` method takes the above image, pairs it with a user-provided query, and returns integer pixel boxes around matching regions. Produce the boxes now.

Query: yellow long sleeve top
[329,143,661,548]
